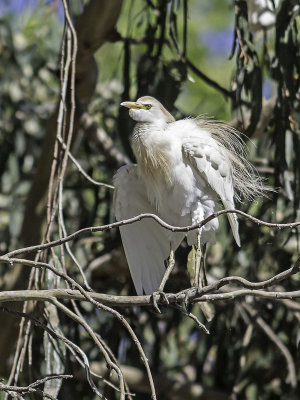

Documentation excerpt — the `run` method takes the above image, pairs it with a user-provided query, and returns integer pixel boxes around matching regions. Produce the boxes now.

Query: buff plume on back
[114,96,266,295]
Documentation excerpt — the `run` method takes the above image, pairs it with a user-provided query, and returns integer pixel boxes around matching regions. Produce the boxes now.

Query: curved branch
[184,257,300,300]
[2,209,299,259]
[57,135,114,189]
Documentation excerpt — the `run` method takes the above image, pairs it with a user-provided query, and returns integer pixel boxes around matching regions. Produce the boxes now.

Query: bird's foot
[185,285,198,300]
[151,290,169,313]
[184,286,198,309]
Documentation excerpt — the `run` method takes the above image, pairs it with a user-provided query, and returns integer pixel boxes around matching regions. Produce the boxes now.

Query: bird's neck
[131,121,167,153]
[131,121,173,188]
[132,121,166,139]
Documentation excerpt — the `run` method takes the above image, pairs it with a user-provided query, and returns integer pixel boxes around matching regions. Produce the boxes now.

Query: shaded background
[0,0,300,399]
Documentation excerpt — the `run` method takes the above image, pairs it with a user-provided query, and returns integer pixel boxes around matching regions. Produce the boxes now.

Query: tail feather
[227,212,241,247]
[223,200,241,247]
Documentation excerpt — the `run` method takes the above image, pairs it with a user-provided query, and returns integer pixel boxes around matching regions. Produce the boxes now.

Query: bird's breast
[131,125,175,185]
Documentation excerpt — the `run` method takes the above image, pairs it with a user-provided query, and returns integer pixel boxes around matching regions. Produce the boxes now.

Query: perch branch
[0,287,300,307]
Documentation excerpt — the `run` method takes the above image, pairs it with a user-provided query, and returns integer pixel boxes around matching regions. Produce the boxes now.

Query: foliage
[0,1,300,400]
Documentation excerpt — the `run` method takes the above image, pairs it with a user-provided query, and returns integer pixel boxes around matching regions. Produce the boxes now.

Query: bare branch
[0,375,72,400]
[2,209,299,259]
[0,287,300,308]
[184,256,300,300]
[1,306,123,398]
[57,135,114,189]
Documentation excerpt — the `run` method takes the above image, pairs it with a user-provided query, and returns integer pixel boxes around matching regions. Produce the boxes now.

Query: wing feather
[182,136,241,247]
[114,164,182,294]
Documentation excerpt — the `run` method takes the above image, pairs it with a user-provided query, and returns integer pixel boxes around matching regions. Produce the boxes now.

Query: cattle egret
[114,96,263,296]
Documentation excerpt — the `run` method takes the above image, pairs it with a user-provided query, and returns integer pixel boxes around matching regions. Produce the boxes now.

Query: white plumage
[114,96,262,295]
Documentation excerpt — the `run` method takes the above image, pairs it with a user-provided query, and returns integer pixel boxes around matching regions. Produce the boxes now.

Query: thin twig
[2,209,299,259]
[0,257,157,400]
[172,304,209,334]
[58,177,92,290]
[186,58,237,101]
[183,256,300,300]
[57,135,114,189]
[1,306,123,398]
[50,297,125,399]
[0,375,72,400]
[80,112,130,169]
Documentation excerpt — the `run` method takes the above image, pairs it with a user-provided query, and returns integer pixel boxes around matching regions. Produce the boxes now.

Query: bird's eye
[144,104,152,110]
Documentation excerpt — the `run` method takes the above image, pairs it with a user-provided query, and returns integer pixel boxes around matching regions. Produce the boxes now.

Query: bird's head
[120,96,175,124]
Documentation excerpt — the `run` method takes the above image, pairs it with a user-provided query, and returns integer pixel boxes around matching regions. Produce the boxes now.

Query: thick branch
[0,288,299,307]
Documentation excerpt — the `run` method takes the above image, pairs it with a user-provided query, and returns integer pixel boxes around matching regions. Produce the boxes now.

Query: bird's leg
[184,233,204,305]
[199,242,207,287]
[194,233,208,289]
[185,235,207,307]
[152,246,174,313]
[194,232,202,288]
[159,248,174,292]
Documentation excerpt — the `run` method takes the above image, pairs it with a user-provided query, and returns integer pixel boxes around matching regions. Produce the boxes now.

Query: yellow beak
[120,101,147,110]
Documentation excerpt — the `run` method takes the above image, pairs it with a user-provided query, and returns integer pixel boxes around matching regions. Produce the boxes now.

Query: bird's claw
[184,286,197,304]
[151,290,169,313]
[184,286,198,313]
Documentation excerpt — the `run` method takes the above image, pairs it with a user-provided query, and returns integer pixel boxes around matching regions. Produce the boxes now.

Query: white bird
[114,96,263,296]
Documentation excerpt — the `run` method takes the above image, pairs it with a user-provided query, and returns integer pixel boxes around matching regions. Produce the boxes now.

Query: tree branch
[2,209,299,259]
[0,287,299,308]
[0,375,72,400]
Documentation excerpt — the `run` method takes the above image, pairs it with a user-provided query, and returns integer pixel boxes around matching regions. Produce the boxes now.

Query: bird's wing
[182,135,241,246]
[114,164,181,295]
